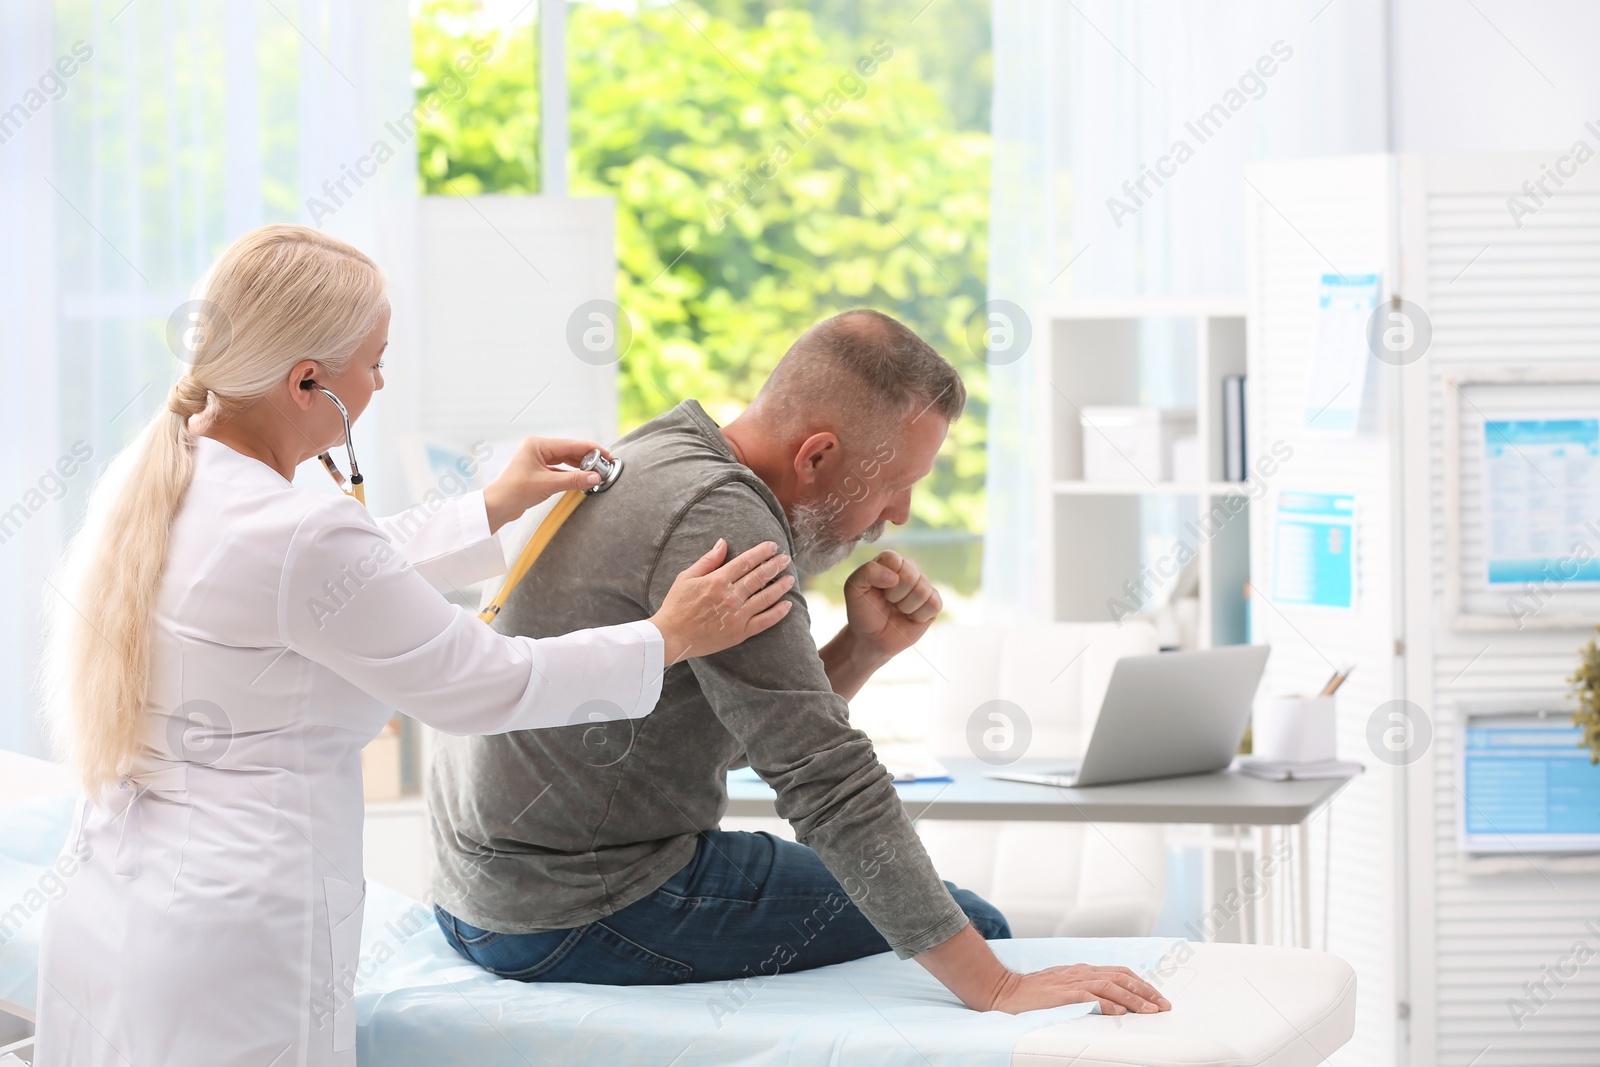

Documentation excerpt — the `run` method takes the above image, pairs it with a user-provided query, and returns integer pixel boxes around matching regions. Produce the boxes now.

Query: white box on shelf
[1080,407,1197,484]
[1033,297,1245,647]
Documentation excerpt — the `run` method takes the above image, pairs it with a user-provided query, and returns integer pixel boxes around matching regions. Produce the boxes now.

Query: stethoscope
[302,380,624,510]
[302,377,623,623]
[304,381,366,505]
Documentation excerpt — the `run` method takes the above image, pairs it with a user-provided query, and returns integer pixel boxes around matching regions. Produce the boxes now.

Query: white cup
[1253,695,1337,763]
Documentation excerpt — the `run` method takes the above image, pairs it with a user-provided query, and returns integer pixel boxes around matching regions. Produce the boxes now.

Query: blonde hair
[43,224,388,796]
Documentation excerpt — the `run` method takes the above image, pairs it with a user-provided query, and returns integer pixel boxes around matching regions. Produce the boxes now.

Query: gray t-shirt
[427,400,967,959]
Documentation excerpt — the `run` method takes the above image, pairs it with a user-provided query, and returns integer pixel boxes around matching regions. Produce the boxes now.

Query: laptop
[988,644,1271,788]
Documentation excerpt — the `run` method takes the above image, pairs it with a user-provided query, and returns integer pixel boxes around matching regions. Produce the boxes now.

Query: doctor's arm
[284,498,794,736]
[376,436,613,593]
[479,436,610,534]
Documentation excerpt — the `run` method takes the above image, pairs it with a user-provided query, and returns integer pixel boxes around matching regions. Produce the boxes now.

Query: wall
[1246,154,1402,1067]
[1393,0,1600,156]
[1399,153,1600,1067]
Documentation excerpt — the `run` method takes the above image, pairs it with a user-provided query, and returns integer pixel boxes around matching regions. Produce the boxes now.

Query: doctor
[34,224,794,1066]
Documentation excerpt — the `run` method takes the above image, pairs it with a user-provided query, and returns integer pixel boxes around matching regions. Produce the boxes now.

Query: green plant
[1570,626,1600,763]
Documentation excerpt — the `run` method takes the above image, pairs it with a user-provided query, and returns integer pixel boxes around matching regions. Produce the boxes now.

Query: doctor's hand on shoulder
[652,538,794,666]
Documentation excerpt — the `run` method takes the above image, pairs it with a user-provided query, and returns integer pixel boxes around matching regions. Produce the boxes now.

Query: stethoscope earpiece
[307,381,364,504]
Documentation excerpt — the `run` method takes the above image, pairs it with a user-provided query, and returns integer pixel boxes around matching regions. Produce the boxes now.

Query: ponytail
[42,225,386,796]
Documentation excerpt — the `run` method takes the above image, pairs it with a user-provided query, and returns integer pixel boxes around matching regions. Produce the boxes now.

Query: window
[413,0,991,599]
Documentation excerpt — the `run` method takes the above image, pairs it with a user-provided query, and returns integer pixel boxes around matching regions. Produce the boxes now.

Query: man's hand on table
[917,924,1173,1016]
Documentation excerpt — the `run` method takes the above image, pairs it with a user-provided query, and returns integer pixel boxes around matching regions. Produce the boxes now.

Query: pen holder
[1252,695,1337,763]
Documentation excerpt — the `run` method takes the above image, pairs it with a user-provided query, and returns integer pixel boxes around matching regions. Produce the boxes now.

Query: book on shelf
[1223,374,1247,482]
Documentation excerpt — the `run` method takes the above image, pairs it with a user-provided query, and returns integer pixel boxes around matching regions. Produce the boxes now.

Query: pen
[1320,664,1355,697]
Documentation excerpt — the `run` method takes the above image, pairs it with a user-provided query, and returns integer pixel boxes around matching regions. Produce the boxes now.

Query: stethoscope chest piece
[580,448,623,494]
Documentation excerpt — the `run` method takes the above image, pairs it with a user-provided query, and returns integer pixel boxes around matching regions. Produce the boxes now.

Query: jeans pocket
[451,918,503,950]
[653,831,769,909]
[584,923,693,984]
[470,927,582,981]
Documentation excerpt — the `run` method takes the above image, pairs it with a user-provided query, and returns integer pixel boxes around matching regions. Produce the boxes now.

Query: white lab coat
[34,436,663,1067]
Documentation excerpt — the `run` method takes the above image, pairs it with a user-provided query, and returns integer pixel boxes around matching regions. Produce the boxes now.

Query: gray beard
[788,500,886,575]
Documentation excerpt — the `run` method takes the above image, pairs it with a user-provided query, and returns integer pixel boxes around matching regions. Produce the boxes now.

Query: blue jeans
[435,830,1010,984]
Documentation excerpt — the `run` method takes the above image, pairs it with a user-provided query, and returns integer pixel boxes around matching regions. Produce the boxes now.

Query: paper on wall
[1482,416,1600,586]
[1271,491,1356,610]
[1304,273,1380,434]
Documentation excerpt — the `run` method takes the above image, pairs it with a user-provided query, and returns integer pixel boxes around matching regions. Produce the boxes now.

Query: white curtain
[0,1,62,758]
[0,0,417,758]
[982,0,1389,619]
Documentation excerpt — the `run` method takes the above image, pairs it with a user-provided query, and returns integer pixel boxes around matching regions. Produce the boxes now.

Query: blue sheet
[354,881,1181,1067]
[2,797,1183,1067]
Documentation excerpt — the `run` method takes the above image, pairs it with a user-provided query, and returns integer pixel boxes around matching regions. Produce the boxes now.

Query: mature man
[429,310,1169,1016]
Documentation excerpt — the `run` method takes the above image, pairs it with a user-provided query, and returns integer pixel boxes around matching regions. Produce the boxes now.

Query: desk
[726,758,1355,949]
[728,757,1348,824]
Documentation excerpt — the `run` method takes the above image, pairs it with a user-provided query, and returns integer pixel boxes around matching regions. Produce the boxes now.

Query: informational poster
[1483,417,1600,585]
[1303,273,1381,434]
[1460,715,1600,853]
[1272,491,1356,609]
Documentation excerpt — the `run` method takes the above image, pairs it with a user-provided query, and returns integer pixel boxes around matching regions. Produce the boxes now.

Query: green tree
[694,0,993,131]
[414,1,991,591]
[413,4,539,193]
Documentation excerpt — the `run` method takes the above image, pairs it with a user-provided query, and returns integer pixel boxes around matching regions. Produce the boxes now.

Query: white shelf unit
[1031,297,1251,649]
[1027,297,1282,953]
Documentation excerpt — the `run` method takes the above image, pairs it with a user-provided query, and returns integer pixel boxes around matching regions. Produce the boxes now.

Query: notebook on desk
[1231,756,1365,781]
[727,749,953,788]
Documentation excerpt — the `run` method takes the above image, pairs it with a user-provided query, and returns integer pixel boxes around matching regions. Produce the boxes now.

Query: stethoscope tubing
[312,384,364,503]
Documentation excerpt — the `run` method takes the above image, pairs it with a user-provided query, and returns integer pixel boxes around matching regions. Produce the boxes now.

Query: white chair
[916,621,1168,938]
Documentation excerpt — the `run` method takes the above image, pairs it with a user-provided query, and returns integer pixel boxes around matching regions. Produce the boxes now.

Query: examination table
[0,790,1355,1066]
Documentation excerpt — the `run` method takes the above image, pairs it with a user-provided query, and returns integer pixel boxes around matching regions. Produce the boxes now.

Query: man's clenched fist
[842,550,942,663]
